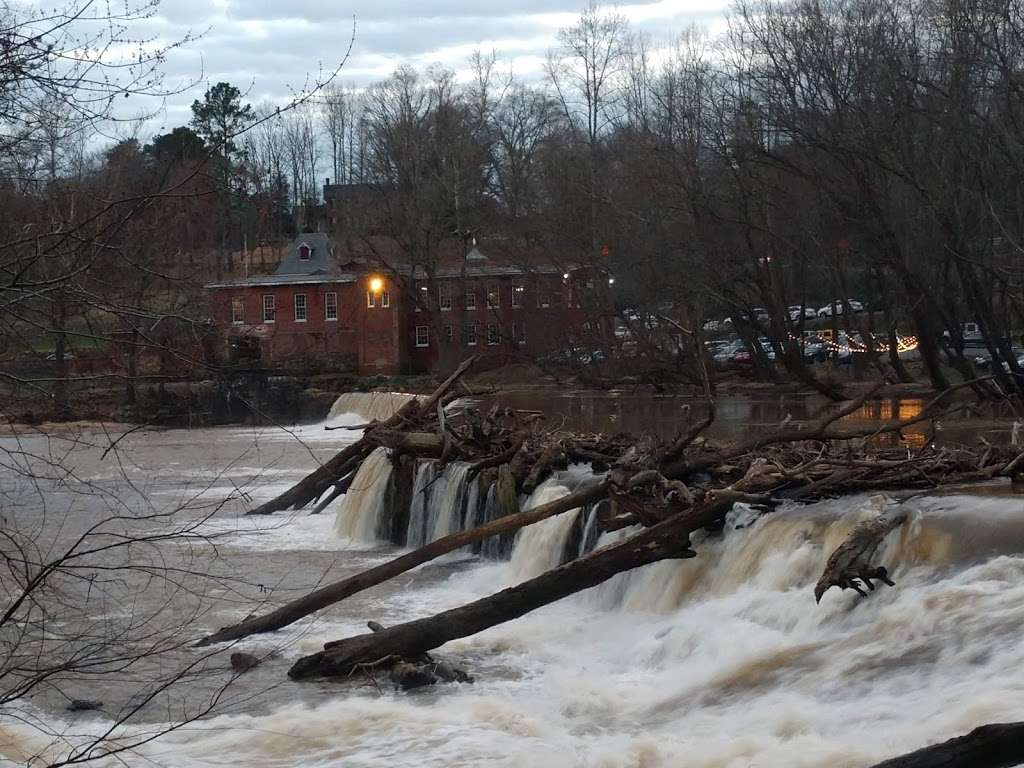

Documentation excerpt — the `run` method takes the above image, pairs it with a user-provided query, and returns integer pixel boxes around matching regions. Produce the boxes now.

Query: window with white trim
[464,322,477,346]
[367,291,376,308]
[415,325,430,347]
[298,243,311,260]
[381,291,390,308]
[465,287,477,310]
[487,322,500,345]
[262,294,276,323]
[444,324,453,342]
[511,281,524,308]
[486,282,500,309]
[294,293,307,322]
[325,292,338,321]
[231,297,244,324]
[438,282,452,311]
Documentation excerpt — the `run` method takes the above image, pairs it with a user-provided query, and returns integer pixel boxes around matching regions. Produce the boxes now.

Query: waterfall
[430,463,471,541]
[326,391,422,424]
[506,480,580,583]
[405,462,437,549]
[405,461,474,547]
[334,447,394,541]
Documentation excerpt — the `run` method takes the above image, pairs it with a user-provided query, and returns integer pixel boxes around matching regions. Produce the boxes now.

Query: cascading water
[326,391,422,424]
[8,415,1024,768]
[506,480,580,583]
[334,447,394,541]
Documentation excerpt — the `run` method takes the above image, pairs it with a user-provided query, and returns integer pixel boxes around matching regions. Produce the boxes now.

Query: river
[1,391,1022,767]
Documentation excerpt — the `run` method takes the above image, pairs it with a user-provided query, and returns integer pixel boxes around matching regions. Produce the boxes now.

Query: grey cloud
[225,0,656,22]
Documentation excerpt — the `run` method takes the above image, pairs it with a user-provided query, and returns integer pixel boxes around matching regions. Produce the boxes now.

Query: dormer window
[298,243,311,261]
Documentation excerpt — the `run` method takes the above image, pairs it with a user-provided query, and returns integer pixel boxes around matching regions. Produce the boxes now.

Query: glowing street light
[369,276,384,294]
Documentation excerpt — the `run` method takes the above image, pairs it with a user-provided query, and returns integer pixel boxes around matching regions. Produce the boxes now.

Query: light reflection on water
[482,391,1014,446]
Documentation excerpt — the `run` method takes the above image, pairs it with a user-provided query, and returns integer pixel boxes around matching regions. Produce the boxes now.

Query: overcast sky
[142,0,730,134]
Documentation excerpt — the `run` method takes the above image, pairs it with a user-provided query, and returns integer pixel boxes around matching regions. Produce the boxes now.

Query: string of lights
[785,332,919,354]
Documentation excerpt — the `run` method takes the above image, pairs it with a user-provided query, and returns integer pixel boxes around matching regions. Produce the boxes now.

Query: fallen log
[195,481,607,646]
[815,506,907,602]
[288,511,700,679]
[246,357,476,516]
[867,722,1024,768]
[287,488,754,679]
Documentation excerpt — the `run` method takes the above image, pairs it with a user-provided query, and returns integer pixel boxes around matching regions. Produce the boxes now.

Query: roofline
[205,274,357,289]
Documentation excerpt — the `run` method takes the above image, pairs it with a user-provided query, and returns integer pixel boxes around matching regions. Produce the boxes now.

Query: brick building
[206,233,610,374]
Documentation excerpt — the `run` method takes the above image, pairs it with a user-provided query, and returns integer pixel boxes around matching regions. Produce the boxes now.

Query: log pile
[201,362,1023,695]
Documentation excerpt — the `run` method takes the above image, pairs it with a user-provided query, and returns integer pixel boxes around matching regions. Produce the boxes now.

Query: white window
[486,282,500,309]
[464,322,477,346]
[325,292,337,321]
[439,282,452,311]
[262,294,276,323]
[367,291,376,308]
[294,293,307,322]
[415,325,430,347]
[381,291,390,308]
[444,324,453,342]
[487,323,500,345]
[512,281,524,308]
[465,288,477,310]
[513,320,526,344]
[298,243,311,260]
[231,297,244,325]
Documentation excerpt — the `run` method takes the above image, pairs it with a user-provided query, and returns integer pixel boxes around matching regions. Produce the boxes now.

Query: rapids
[2,394,1024,768]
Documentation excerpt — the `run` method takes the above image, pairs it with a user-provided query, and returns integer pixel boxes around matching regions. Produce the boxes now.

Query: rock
[230,652,262,673]
[432,661,474,684]
[390,662,437,690]
[66,699,102,712]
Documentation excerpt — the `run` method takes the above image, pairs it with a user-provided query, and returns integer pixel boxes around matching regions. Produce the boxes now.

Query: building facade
[206,234,609,374]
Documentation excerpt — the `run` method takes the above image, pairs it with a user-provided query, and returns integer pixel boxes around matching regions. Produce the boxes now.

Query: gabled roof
[276,233,338,277]
[205,233,353,289]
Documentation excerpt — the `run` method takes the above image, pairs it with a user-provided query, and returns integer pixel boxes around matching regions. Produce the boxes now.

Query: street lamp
[369,276,384,294]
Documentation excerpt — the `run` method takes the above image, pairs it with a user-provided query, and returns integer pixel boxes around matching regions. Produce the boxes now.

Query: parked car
[799,336,829,363]
[702,319,723,332]
[733,339,777,364]
[974,351,1024,372]
[817,300,865,317]
[788,305,817,321]
[712,338,746,364]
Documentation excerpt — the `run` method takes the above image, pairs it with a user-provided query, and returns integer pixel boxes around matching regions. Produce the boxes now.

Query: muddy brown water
[0,396,1022,767]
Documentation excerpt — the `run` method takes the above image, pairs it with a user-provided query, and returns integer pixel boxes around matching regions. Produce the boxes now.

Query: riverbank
[0,361,987,432]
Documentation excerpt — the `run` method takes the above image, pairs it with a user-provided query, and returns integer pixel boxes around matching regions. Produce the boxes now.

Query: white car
[702,319,722,332]
[788,305,816,321]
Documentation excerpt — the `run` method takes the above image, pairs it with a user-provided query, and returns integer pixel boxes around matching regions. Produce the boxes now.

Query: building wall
[208,277,403,374]
[209,271,608,375]
[403,273,607,373]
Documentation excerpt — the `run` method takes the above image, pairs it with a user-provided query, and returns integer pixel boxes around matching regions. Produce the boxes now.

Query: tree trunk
[197,482,606,646]
[288,513,697,679]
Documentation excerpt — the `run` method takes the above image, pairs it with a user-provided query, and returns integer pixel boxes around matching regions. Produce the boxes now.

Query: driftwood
[203,372,1021,648]
[288,509,701,679]
[246,357,476,516]
[867,722,1024,768]
[815,507,906,602]
[195,483,606,646]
